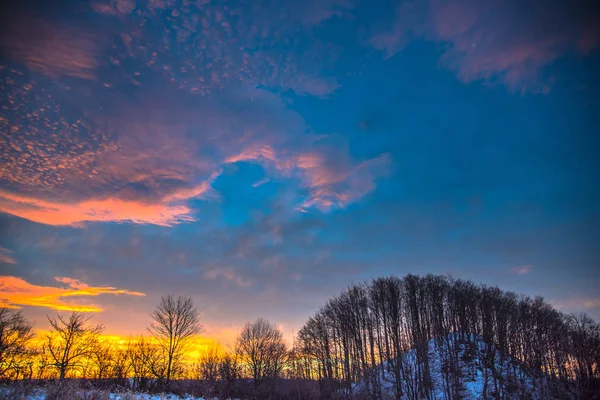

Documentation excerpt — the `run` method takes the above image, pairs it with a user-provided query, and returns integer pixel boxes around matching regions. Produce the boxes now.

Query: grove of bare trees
[296,274,600,399]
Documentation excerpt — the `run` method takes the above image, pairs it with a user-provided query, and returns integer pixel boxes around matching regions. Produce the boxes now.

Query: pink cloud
[510,265,532,275]
[0,247,17,265]
[0,0,387,226]
[298,152,391,211]
[226,145,391,212]
[371,0,600,93]
[288,74,341,97]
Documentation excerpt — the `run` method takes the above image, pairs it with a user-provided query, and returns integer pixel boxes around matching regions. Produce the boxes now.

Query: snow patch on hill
[355,333,550,399]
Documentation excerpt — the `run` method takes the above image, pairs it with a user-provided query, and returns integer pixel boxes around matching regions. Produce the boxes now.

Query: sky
[0,0,599,344]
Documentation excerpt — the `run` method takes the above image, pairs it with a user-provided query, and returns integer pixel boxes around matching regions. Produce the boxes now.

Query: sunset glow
[0,0,598,384]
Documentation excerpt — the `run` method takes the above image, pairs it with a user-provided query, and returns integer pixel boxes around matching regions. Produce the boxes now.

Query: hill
[296,274,600,399]
[355,333,555,399]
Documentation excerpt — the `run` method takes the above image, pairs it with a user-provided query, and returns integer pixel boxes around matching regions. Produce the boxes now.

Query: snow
[108,394,207,400]
[0,387,210,400]
[354,333,546,399]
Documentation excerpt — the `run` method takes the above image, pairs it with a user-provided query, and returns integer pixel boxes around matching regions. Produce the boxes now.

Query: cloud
[0,247,16,265]
[0,0,389,226]
[371,0,600,93]
[0,11,100,79]
[203,268,253,288]
[0,276,145,312]
[510,265,532,275]
[0,187,212,227]
[285,0,355,26]
[0,71,218,226]
[225,145,391,212]
[551,298,600,311]
[297,152,391,211]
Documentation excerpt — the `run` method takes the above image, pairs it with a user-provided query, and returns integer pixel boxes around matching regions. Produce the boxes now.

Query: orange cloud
[0,276,145,312]
[0,183,215,226]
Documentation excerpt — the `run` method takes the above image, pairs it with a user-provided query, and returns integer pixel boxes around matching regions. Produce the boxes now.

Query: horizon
[1,0,599,346]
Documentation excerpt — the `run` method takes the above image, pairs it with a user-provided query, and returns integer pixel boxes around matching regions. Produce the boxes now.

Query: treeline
[295,274,600,399]
[0,296,295,399]
[1,275,600,399]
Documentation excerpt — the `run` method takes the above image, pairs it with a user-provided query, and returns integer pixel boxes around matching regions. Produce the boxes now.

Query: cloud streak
[0,276,145,312]
[0,247,17,265]
[0,190,201,227]
[510,265,532,275]
[0,11,100,79]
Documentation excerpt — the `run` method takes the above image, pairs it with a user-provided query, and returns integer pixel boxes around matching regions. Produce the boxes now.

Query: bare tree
[0,308,35,379]
[148,295,202,384]
[45,312,104,380]
[236,318,288,390]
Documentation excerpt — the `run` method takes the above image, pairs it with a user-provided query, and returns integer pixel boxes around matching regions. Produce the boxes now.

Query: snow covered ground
[109,394,208,400]
[355,333,548,399]
[0,387,214,400]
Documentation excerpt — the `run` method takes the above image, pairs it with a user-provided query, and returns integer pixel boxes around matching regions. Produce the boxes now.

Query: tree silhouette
[148,295,202,384]
[45,312,103,380]
[0,308,35,379]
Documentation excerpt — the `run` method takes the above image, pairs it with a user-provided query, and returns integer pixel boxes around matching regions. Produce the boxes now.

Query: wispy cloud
[0,276,145,312]
[0,189,208,227]
[225,147,391,212]
[370,0,600,93]
[297,152,391,211]
[1,12,100,79]
[0,247,16,265]
[203,268,253,288]
[510,265,532,275]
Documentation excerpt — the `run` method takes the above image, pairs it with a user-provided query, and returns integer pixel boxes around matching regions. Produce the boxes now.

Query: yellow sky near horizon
[1,274,297,349]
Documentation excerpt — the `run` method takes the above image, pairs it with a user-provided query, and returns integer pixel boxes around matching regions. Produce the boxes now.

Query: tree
[148,295,202,384]
[0,308,35,379]
[45,312,103,379]
[236,318,287,389]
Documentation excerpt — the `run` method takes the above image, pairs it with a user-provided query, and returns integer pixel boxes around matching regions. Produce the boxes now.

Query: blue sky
[0,0,599,341]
